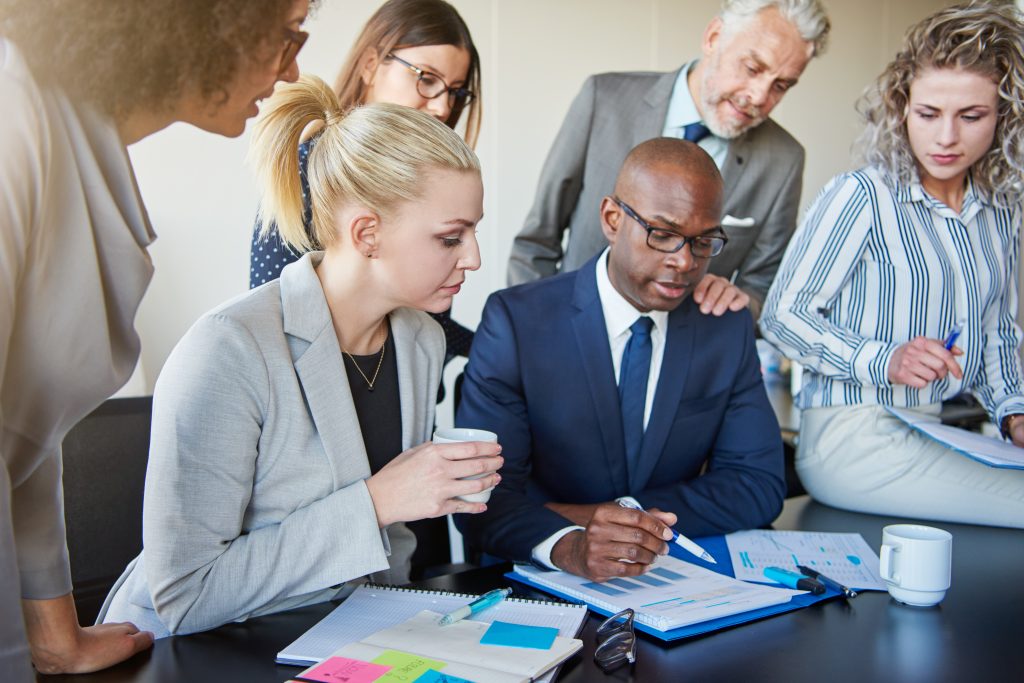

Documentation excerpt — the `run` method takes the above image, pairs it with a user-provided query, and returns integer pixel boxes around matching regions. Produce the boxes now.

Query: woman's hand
[887,337,963,388]
[23,594,153,674]
[365,440,503,527]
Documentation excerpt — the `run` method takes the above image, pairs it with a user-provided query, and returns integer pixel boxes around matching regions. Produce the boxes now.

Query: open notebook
[277,584,587,667]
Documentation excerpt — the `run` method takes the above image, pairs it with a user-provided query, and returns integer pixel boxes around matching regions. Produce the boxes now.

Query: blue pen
[763,566,825,594]
[943,323,963,351]
[438,587,512,626]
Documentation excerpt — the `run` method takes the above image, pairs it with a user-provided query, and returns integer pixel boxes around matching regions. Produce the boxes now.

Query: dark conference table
[45,496,1024,683]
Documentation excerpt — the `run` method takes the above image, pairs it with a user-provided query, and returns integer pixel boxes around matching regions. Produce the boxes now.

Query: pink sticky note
[296,656,392,683]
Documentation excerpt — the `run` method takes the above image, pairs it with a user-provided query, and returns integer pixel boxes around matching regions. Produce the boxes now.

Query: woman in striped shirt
[761,3,1024,527]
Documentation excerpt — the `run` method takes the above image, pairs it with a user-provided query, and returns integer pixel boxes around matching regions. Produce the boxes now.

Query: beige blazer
[99,253,444,637]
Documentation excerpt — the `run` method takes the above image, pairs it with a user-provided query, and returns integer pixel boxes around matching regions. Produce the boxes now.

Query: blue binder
[506,534,839,642]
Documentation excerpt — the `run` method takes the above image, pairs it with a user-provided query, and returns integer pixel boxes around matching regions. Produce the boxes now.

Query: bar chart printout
[725,530,886,590]
[514,556,800,631]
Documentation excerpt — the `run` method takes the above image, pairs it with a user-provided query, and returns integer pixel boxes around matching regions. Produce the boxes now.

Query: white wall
[126,0,958,415]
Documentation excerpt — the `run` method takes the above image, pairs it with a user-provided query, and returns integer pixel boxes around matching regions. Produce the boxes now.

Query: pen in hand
[616,497,716,564]
[438,587,512,626]
[943,322,963,351]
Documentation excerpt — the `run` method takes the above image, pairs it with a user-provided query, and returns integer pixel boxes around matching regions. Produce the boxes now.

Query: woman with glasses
[761,3,1024,527]
[99,75,502,638]
[0,0,311,677]
[250,0,481,375]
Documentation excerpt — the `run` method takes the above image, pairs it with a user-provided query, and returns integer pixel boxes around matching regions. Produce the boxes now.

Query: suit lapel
[721,133,752,212]
[282,254,371,487]
[630,301,695,491]
[635,69,680,146]
[390,308,429,451]
[571,260,629,489]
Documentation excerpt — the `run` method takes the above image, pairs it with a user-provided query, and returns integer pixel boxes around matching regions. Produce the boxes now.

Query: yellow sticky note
[371,650,447,683]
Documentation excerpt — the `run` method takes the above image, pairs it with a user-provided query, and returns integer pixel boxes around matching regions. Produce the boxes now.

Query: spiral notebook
[277,584,588,667]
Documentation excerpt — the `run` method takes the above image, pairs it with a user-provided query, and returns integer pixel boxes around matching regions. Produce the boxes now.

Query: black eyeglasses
[277,27,309,78]
[386,52,475,105]
[612,197,727,259]
[594,608,637,673]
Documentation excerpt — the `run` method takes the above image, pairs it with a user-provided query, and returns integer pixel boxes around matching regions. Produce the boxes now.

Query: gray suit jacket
[508,68,805,314]
[99,253,443,637]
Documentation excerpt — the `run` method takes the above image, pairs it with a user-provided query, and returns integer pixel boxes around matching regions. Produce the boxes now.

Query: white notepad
[886,406,1024,469]
[277,584,588,667]
[324,609,582,683]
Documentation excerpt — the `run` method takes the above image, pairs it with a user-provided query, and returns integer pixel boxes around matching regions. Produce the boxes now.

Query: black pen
[797,565,858,598]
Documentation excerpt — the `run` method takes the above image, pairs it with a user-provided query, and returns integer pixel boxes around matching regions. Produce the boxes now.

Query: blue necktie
[619,317,654,476]
[682,121,711,143]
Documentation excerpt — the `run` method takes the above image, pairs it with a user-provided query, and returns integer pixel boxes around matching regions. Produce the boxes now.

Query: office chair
[61,396,152,625]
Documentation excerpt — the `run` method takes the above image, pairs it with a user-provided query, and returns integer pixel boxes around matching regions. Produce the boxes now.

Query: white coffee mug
[879,524,952,607]
[432,428,499,504]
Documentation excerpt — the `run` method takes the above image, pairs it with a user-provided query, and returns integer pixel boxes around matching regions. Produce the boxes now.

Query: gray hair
[719,0,831,57]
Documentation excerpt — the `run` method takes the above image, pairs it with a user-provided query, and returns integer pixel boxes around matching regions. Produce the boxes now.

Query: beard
[699,54,767,139]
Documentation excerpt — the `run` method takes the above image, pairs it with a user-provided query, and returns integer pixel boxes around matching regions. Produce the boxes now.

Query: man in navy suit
[456,138,784,582]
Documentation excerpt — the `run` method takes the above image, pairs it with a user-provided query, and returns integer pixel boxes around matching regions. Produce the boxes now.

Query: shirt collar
[663,60,706,133]
[595,249,669,341]
[901,173,985,223]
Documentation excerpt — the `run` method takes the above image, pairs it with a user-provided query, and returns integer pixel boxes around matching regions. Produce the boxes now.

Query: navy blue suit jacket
[455,256,785,563]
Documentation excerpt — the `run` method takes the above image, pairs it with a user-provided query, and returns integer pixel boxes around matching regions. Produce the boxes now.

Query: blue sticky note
[412,670,474,683]
[480,621,558,650]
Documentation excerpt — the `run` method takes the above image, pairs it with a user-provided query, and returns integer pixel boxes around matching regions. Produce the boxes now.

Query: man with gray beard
[508,0,830,319]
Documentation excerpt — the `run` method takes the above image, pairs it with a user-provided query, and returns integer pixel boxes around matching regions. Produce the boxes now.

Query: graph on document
[515,556,800,631]
[724,530,885,590]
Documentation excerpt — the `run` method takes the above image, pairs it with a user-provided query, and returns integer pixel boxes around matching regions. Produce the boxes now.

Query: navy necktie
[682,121,711,143]
[619,317,654,476]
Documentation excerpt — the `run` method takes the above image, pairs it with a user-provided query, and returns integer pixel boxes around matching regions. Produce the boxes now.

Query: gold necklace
[343,326,387,391]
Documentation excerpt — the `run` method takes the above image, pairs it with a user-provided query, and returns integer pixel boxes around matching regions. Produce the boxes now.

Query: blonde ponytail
[250,76,342,252]
[251,74,480,252]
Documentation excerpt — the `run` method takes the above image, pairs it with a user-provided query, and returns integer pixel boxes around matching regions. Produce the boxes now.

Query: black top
[249,137,474,370]
[342,325,402,475]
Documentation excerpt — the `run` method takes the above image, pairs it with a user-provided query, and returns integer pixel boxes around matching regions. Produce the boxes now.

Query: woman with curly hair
[250,0,481,377]
[0,0,311,677]
[761,2,1024,526]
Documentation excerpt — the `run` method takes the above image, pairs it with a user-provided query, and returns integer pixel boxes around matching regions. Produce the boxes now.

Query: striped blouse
[761,166,1024,425]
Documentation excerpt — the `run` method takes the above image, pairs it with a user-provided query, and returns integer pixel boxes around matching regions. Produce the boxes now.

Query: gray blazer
[99,253,443,637]
[508,68,805,314]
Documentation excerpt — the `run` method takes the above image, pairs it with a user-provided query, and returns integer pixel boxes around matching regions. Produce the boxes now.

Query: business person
[0,1,313,678]
[507,0,830,318]
[251,0,479,368]
[457,138,784,582]
[100,77,501,637]
[761,3,1024,527]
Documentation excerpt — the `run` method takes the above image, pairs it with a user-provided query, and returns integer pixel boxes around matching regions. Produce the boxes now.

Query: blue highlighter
[763,567,825,594]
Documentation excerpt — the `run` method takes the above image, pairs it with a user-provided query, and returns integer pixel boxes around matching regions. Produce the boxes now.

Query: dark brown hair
[332,0,481,147]
[0,0,313,119]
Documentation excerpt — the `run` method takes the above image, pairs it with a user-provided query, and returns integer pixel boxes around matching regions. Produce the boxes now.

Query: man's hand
[692,273,749,316]
[887,337,963,388]
[23,594,153,674]
[549,502,677,582]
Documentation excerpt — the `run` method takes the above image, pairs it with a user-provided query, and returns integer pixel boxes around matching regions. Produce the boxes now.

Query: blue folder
[506,534,839,642]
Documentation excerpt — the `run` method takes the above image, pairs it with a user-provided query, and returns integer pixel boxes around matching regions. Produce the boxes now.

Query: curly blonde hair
[856,2,1024,202]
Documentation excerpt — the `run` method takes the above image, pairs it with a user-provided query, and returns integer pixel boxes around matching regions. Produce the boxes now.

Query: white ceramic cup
[432,427,499,504]
[879,524,952,607]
